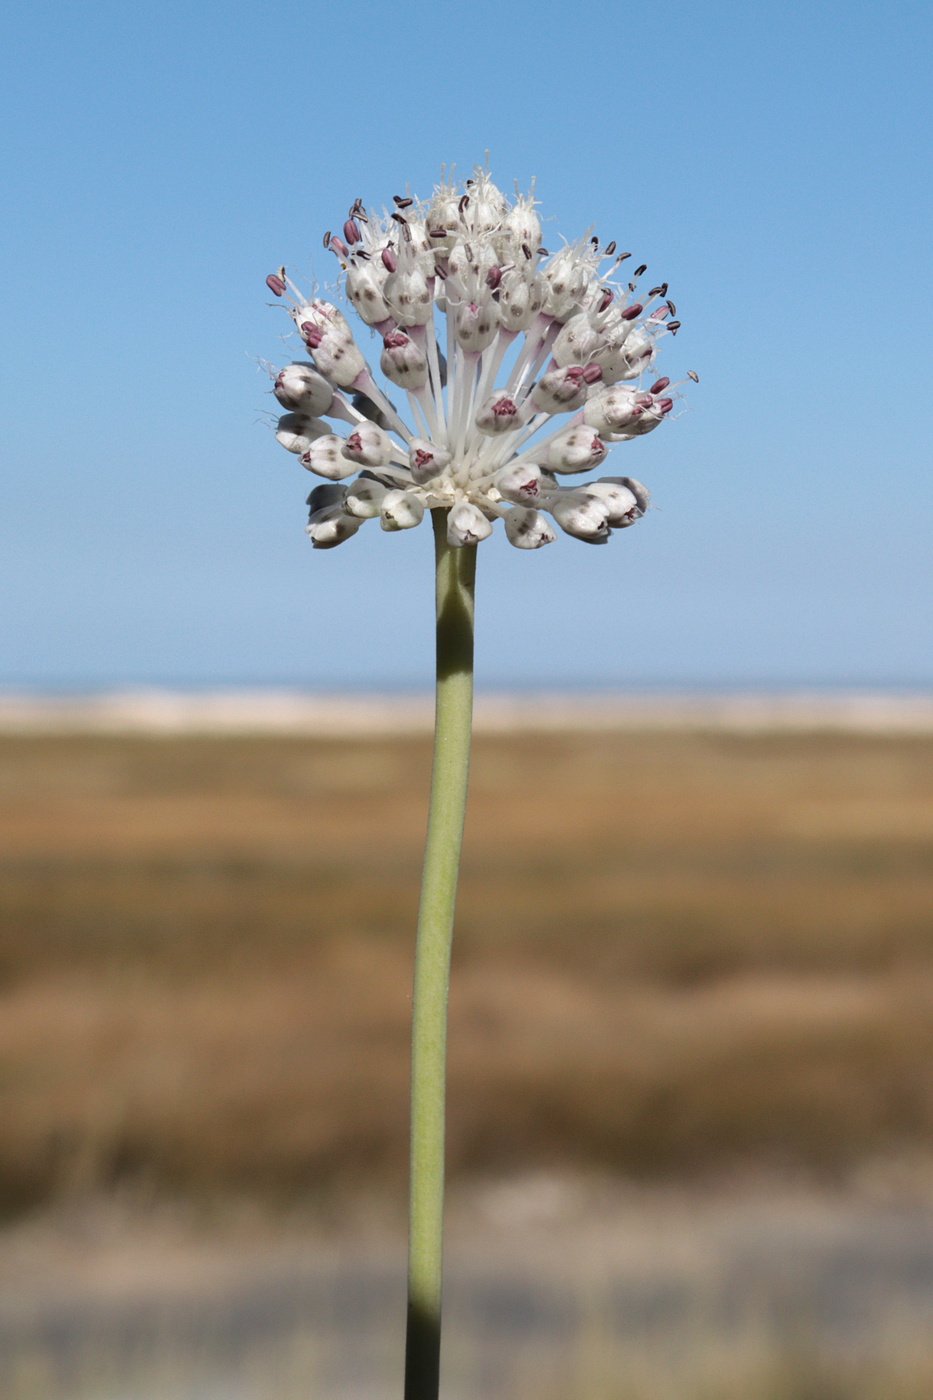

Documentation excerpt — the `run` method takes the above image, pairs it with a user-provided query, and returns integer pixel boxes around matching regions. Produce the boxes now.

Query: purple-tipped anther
[597,288,613,313]
[621,303,643,322]
[266,273,286,296]
[329,236,349,258]
[343,219,361,245]
[658,398,674,413]
[381,247,397,273]
[650,377,670,394]
[582,363,603,384]
[485,265,502,290]
[300,322,324,349]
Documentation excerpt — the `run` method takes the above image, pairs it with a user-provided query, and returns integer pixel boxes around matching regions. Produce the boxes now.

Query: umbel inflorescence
[265,165,695,550]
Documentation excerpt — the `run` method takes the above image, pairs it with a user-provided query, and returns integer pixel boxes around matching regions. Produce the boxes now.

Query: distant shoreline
[2,689,933,735]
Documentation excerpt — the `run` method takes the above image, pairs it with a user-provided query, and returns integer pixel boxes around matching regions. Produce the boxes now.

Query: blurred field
[7,1179,933,1400]
[2,726,933,1216]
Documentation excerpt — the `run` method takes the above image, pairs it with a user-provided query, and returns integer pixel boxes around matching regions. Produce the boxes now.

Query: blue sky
[1,0,931,689]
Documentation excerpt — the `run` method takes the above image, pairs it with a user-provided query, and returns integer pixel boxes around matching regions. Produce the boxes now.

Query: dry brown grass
[1,729,932,1213]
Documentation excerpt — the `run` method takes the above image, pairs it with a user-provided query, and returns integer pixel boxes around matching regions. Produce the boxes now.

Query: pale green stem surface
[404,508,477,1400]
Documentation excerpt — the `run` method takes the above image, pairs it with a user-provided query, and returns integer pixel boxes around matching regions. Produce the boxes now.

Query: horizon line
[3,687,933,737]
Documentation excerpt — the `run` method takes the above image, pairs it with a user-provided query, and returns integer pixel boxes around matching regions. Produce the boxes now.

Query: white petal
[493,462,553,505]
[584,481,639,527]
[447,501,493,546]
[300,435,357,480]
[549,491,611,543]
[274,364,334,416]
[380,489,425,531]
[504,507,556,549]
[275,413,329,455]
[305,505,361,549]
[344,478,389,518]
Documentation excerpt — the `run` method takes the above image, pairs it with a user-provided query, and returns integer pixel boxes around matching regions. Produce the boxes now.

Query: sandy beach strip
[1,689,933,735]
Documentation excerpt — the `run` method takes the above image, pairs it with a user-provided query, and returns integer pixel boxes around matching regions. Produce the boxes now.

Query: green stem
[404,508,477,1400]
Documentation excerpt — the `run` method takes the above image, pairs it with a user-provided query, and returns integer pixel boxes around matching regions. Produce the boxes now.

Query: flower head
[264,166,694,549]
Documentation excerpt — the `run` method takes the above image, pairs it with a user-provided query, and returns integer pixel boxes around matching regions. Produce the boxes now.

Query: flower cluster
[265,166,695,549]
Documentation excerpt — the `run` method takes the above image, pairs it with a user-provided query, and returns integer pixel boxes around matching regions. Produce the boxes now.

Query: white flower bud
[314,301,352,337]
[544,425,609,474]
[496,270,545,333]
[504,507,556,549]
[447,501,493,546]
[295,302,357,364]
[549,490,611,543]
[306,482,348,514]
[380,489,425,531]
[583,480,639,527]
[467,198,503,240]
[498,199,542,259]
[299,434,356,479]
[541,250,593,322]
[341,422,395,468]
[408,438,451,483]
[531,366,588,415]
[463,174,507,239]
[583,386,646,435]
[305,505,361,549]
[600,475,650,516]
[309,331,367,389]
[345,262,391,326]
[425,188,461,250]
[448,237,500,287]
[380,331,428,390]
[453,300,499,353]
[595,331,656,384]
[294,299,355,347]
[493,461,553,505]
[552,313,602,369]
[275,413,330,455]
[273,364,335,416]
[384,268,433,327]
[344,476,389,518]
[624,401,670,436]
[402,220,437,279]
[475,392,528,436]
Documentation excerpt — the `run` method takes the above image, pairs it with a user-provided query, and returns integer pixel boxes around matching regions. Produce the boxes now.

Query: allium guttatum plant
[265,166,695,552]
[262,165,694,1400]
